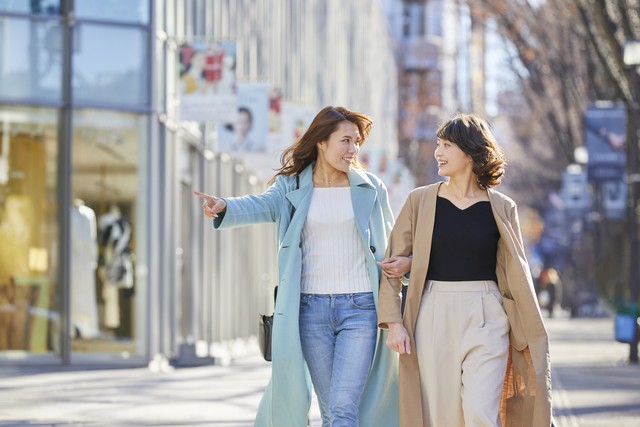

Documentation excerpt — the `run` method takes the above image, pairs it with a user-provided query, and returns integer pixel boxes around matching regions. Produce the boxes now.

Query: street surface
[0,313,638,426]
[550,315,640,427]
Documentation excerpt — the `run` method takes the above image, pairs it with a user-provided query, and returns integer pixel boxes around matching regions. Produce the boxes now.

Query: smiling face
[316,121,361,174]
[434,138,473,178]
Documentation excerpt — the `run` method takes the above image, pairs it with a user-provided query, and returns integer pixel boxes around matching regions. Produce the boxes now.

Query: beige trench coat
[378,183,552,427]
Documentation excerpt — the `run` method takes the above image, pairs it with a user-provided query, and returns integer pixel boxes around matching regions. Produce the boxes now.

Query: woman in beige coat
[378,113,553,427]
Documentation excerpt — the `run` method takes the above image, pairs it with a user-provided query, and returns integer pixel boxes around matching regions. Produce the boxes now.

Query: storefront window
[73,23,149,108]
[75,0,149,25]
[0,16,63,102]
[70,109,147,357]
[0,106,60,357]
[0,0,60,15]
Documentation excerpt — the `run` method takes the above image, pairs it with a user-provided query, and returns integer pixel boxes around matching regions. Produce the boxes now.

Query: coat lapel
[348,169,377,245]
[282,166,377,248]
[404,183,440,333]
[281,166,314,247]
[285,165,313,211]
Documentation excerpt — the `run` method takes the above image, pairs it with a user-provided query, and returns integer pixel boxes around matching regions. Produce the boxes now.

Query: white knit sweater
[300,187,370,294]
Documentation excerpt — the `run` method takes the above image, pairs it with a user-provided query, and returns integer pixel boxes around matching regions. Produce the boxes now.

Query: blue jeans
[299,292,378,427]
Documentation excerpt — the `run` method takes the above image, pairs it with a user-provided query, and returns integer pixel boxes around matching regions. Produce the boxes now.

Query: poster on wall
[217,82,269,153]
[268,87,283,134]
[273,104,317,152]
[178,41,237,123]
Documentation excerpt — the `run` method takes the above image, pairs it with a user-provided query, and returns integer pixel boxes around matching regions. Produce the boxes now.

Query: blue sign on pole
[603,180,626,221]
[561,169,590,216]
[585,104,627,182]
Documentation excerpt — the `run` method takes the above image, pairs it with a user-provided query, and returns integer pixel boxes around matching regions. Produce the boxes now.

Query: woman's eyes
[342,139,361,146]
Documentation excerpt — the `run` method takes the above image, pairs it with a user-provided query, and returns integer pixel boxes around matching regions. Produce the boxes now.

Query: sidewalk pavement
[0,337,314,427]
[549,313,640,427]
[0,315,638,426]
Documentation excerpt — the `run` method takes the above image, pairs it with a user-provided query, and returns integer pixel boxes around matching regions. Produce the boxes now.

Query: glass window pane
[0,106,60,356]
[75,0,149,25]
[73,24,149,108]
[0,0,60,15]
[71,109,148,356]
[0,17,62,102]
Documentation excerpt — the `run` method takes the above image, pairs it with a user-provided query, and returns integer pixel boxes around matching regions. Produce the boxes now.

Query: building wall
[165,0,399,151]
[395,0,473,185]
[0,0,401,365]
[154,0,402,364]
[0,0,153,365]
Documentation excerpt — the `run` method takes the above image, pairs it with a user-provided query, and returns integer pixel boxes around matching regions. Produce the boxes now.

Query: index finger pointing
[194,191,215,201]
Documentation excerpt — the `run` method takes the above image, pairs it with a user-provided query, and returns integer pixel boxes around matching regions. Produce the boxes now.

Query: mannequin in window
[98,205,134,329]
[70,199,99,339]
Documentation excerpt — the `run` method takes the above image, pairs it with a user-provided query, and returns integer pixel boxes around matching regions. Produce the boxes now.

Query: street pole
[624,41,640,364]
[629,65,639,364]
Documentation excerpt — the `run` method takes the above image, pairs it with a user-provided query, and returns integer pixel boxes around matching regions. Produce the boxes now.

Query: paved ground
[0,313,638,426]
[549,315,640,427]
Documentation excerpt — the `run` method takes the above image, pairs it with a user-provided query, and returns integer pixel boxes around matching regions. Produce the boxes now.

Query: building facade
[389,0,480,185]
[0,0,399,365]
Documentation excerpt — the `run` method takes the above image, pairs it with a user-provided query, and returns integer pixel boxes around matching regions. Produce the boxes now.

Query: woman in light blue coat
[196,106,408,426]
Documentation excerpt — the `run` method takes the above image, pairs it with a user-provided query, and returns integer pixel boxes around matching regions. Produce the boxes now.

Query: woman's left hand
[377,256,412,278]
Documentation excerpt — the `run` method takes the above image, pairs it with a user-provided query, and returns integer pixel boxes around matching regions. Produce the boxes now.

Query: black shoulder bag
[258,175,298,362]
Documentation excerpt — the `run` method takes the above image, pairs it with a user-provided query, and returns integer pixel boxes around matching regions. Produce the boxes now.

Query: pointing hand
[194,191,227,219]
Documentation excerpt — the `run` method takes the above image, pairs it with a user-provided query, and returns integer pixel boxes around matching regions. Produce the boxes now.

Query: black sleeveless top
[425,196,500,282]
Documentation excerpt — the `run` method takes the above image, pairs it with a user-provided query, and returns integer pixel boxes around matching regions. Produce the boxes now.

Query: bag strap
[290,175,299,220]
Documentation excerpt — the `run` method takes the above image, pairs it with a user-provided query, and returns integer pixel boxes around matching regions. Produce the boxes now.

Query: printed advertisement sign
[217,82,269,153]
[585,104,626,182]
[274,104,317,152]
[178,41,237,122]
[561,169,590,215]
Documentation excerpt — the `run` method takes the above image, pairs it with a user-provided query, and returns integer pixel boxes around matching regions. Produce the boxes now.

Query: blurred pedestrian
[378,113,553,427]
[196,106,409,427]
[538,268,560,318]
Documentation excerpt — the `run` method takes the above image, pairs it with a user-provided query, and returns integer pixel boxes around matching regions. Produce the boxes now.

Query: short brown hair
[271,106,372,183]
[436,113,506,189]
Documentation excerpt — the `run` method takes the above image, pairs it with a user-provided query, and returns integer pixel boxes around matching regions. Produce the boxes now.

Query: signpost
[623,40,640,364]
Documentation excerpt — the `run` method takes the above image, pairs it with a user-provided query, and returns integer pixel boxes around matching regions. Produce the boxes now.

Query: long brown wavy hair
[270,106,373,184]
[436,113,506,189]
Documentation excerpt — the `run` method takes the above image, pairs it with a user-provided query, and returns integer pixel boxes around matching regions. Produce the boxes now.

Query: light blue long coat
[213,164,400,427]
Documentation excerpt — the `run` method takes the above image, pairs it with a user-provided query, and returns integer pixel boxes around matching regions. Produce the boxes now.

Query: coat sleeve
[510,203,526,251]
[507,201,531,263]
[378,191,414,328]
[213,177,286,229]
[378,180,395,236]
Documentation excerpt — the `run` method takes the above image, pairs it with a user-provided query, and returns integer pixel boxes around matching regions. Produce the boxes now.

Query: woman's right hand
[386,322,411,355]
[377,256,412,278]
[194,191,227,219]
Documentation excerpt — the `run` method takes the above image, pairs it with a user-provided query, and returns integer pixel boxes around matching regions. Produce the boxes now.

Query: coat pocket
[502,295,527,351]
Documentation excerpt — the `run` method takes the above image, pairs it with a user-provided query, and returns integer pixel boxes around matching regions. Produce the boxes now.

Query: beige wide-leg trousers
[414,280,510,427]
